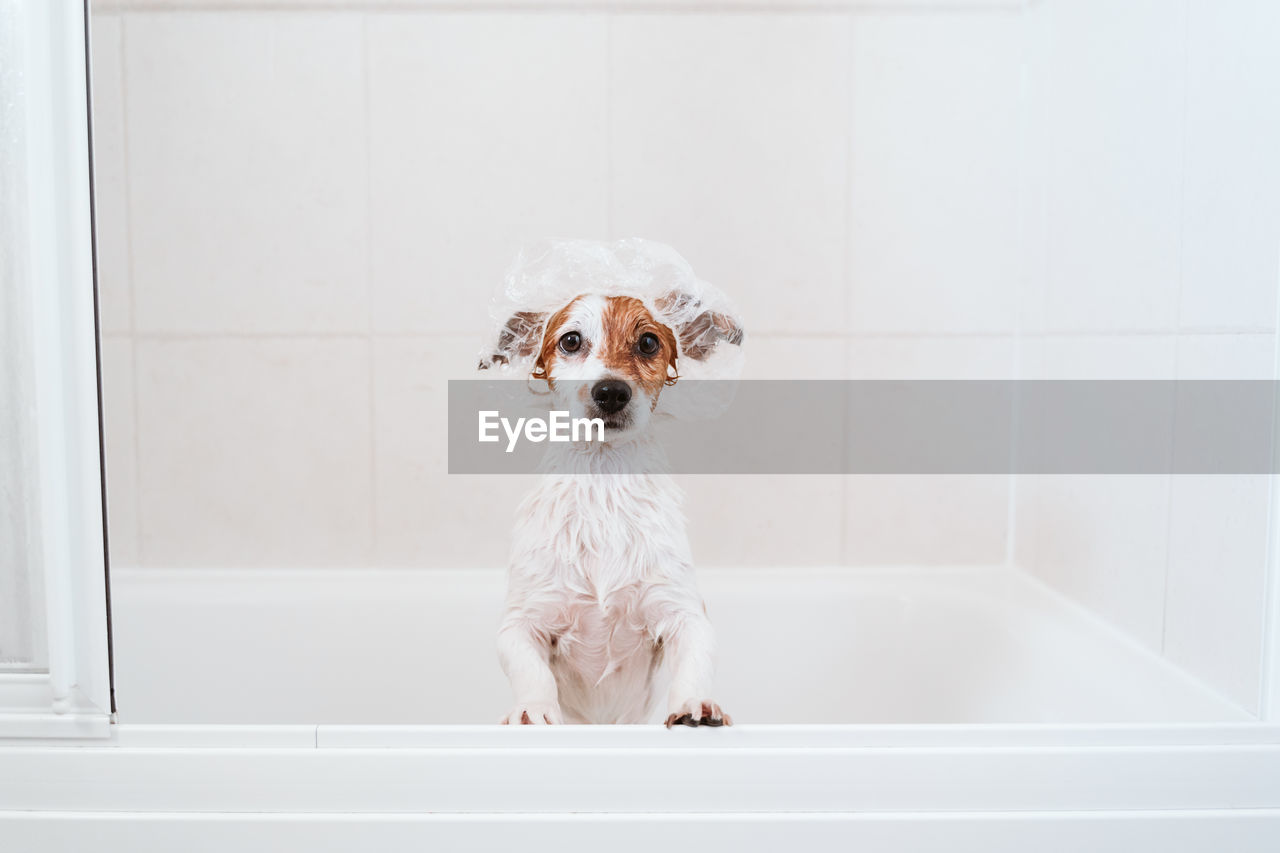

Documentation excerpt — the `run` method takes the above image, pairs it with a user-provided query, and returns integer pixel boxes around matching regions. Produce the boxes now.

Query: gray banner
[447,380,1278,474]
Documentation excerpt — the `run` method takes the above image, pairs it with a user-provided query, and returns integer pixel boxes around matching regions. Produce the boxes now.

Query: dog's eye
[636,332,660,356]
[559,331,582,354]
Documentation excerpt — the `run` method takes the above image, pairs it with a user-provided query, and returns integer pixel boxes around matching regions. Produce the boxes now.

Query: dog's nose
[591,380,632,414]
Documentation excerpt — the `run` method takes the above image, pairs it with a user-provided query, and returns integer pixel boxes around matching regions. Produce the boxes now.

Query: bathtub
[4,566,1274,851]
[108,566,1250,725]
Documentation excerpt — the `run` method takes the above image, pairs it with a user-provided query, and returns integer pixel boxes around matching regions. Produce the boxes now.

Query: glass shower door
[0,0,111,738]
[0,0,50,677]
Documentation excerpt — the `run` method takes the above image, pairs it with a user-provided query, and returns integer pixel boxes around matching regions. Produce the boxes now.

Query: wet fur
[497,294,730,726]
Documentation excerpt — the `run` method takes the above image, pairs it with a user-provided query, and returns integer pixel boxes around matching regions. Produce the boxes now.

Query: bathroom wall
[89,1,1280,707]
[90,0,1028,574]
[1015,0,1280,713]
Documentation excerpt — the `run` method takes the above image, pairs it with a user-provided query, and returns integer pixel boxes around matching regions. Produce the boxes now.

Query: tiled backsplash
[91,1,1280,709]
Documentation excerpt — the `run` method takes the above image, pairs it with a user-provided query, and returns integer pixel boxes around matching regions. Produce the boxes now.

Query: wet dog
[483,285,742,726]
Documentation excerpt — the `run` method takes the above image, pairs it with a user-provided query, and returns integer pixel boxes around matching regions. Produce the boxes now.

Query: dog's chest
[550,581,652,691]
[514,474,690,692]
[516,473,690,585]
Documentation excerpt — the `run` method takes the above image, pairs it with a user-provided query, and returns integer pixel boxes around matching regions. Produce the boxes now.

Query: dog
[482,280,743,726]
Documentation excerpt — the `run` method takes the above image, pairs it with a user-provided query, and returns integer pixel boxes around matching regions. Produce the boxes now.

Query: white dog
[483,282,742,727]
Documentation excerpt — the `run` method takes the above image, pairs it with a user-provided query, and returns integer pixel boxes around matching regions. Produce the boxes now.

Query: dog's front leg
[497,618,563,725]
[663,610,732,728]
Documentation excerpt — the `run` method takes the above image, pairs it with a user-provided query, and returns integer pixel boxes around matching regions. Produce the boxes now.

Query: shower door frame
[0,0,112,739]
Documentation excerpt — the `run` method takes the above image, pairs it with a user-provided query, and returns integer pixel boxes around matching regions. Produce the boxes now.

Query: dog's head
[482,291,743,443]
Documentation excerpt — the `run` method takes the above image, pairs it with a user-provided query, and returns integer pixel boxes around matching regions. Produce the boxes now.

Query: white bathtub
[109,566,1248,725]
[6,565,1273,851]
[3,566,1277,851]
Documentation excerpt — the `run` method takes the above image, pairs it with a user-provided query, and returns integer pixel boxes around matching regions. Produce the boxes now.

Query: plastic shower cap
[478,238,745,382]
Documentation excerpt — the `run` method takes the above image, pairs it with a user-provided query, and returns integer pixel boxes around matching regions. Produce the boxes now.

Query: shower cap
[478,239,746,383]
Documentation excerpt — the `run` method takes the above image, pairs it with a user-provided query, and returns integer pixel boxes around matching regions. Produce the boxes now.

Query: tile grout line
[1159,0,1193,658]
[840,10,855,564]
[1004,0,1031,572]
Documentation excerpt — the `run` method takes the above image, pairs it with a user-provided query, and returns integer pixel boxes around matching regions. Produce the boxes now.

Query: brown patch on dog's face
[599,296,678,402]
[530,294,678,432]
[532,296,582,381]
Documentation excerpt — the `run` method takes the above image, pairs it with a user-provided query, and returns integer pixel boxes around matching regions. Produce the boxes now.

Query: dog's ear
[479,311,547,371]
[656,291,745,362]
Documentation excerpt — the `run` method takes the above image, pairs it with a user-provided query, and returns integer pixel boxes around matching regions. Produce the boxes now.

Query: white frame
[0,0,112,739]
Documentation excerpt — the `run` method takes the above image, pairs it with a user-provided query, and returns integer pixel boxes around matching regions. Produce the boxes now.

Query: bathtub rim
[2,720,1280,817]
[99,719,1280,749]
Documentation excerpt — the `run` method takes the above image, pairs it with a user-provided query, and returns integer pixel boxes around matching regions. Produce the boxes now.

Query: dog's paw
[665,699,732,728]
[500,703,563,725]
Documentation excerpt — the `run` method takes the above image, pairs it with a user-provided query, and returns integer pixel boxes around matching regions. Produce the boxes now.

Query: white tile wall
[125,13,368,334]
[1175,333,1276,380]
[1015,338,1278,695]
[678,336,847,567]
[845,336,1017,566]
[739,336,849,383]
[1015,474,1172,650]
[100,337,139,568]
[368,14,610,334]
[1178,0,1280,331]
[681,471,846,568]
[847,336,1017,381]
[848,12,1023,335]
[1160,332,1276,711]
[611,14,850,335]
[1010,0,1280,705]
[1014,335,1178,651]
[1023,0,1189,334]
[1018,335,1178,381]
[95,7,1031,571]
[89,14,131,336]
[846,476,1010,567]
[1164,474,1268,711]
[134,338,374,567]
[373,335,524,568]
